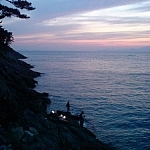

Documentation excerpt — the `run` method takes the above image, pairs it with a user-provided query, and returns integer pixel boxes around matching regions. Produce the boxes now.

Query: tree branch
[6,0,35,10]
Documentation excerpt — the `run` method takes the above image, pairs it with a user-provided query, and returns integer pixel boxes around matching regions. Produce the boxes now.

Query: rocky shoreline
[0,44,114,150]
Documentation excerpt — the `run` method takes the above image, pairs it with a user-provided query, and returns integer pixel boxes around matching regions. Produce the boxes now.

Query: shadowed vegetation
[0,0,35,45]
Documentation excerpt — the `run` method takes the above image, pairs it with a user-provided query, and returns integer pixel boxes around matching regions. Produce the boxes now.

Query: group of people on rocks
[66,101,84,128]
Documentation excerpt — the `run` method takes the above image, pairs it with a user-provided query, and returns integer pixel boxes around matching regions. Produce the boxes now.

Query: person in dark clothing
[66,101,70,112]
[79,111,84,127]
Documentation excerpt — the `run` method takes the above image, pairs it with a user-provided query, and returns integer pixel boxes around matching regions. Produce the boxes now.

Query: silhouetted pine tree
[0,0,35,45]
[0,25,14,45]
[0,0,35,19]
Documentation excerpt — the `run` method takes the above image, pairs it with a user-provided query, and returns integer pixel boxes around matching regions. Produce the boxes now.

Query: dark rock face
[0,44,113,150]
[0,45,50,126]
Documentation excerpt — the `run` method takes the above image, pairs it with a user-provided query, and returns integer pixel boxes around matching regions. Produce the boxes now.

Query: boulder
[11,127,24,142]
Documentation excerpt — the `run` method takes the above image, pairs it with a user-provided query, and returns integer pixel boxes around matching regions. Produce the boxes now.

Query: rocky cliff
[0,44,114,150]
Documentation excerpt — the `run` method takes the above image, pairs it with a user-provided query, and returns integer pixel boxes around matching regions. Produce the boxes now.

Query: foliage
[0,25,14,45]
[0,0,35,45]
[0,0,35,19]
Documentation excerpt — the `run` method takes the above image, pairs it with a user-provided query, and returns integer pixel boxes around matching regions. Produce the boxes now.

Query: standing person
[79,111,84,127]
[66,101,70,112]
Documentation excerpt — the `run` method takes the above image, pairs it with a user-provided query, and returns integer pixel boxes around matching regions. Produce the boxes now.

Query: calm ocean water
[21,50,150,150]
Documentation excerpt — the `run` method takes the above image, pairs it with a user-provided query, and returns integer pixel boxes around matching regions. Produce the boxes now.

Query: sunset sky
[2,0,150,51]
